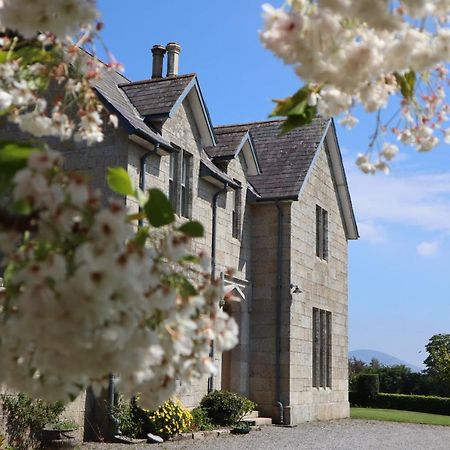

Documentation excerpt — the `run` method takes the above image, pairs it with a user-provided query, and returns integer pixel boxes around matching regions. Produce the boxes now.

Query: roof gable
[323,121,359,240]
[119,74,216,147]
[91,66,172,150]
[243,118,329,200]
[205,128,261,176]
[222,118,358,240]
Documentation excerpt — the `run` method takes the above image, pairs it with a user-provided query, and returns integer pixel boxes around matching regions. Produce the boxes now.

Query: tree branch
[0,206,37,232]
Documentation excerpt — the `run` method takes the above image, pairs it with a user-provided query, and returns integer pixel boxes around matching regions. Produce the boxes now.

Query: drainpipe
[275,202,285,424]
[138,144,159,227]
[208,182,228,393]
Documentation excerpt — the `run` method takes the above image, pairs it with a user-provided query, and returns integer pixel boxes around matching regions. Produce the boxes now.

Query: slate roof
[205,128,248,159]
[92,65,171,149]
[119,74,196,118]
[214,118,330,200]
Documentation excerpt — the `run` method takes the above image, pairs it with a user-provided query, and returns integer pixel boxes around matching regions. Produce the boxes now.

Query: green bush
[356,374,379,405]
[375,393,450,416]
[189,407,214,431]
[112,396,149,439]
[200,390,256,426]
[348,391,362,406]
[0,393,65,450]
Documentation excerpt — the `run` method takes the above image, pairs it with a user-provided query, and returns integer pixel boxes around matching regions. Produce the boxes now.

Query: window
[316,205,328,260]
[231,189,241,239]
[169,151,178,210]
[312,308,332,388]
[180,152,191,218]
[168,150,191,217]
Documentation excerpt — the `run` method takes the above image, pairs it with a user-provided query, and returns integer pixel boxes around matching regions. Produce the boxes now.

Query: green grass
[351,407,450,426]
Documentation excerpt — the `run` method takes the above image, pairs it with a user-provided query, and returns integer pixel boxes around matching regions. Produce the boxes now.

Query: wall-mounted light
[290,283,302,294]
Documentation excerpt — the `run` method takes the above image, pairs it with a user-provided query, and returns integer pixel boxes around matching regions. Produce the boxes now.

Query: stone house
[1,41,358,433]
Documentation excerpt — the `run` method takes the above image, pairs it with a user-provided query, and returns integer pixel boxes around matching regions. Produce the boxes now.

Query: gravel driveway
[82,419,450,450]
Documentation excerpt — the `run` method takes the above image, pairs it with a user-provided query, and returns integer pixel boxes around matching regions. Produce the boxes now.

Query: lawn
[351,407,450,426]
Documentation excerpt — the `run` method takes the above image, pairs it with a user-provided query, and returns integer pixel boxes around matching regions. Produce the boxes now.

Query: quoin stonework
[0,42,358,436]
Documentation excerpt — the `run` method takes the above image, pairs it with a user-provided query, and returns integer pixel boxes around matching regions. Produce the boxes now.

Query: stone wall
[287,138,349,423]
[126,98,254,406]
[249,202,291,420]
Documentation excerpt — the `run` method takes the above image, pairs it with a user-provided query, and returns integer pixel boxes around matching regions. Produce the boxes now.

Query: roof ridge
[119,73,196,88]
[215,117,329,129]
[215,119,284,129]
[79,48,131,83]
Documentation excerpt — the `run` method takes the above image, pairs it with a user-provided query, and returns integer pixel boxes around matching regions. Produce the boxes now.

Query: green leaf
[179,255,201,265]
[394,71,416,101]
[107,167,135,196]
[143,189,174,227]
[0,141,39,192]
[178,277,198,298]
[134,226,149,247]
[178,221,204,237]
[270,86,317,134]
[279,114,315,135]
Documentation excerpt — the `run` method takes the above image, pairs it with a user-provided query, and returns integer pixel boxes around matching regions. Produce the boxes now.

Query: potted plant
[39,419,79,449]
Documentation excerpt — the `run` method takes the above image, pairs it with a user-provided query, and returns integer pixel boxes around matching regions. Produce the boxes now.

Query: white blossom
[0,150,238,406]
[261,0,450,171]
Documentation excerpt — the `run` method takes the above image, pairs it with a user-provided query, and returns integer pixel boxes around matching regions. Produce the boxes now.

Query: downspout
[138,144,159,227]
[275,201,285,424]
[207,181,228,393]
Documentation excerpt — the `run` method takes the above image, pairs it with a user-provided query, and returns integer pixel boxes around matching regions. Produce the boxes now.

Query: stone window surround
[231,188,241,240]
[168,145,193,219]
[316,204,329,261]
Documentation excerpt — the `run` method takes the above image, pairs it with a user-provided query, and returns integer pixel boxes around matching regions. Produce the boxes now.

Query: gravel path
[82,419,450,450]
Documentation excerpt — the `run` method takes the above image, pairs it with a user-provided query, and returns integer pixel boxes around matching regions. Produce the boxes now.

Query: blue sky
[98,0,450,369]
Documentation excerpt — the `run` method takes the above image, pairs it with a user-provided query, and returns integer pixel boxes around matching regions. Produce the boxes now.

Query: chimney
[151,44,166,79]
[166,42,181,77]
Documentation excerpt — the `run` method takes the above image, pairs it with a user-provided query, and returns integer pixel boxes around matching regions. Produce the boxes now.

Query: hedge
[349,391,450,416]
[375,393,450,416]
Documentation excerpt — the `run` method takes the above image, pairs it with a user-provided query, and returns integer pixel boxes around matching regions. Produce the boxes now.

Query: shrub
[356,374,379,405]
[0,393,65,450]
[189,407,214,431]
[112,396,149,439]
[200,390,256,426]
[148,399,192,439]
[375,393,450,416]
[348,391,361,407]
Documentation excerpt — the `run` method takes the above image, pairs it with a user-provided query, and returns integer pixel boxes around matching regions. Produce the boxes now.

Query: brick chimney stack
[151,44,166,79]
[166,42,181,77]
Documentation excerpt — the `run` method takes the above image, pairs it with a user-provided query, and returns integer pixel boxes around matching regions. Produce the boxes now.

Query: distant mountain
[349,349,423,373]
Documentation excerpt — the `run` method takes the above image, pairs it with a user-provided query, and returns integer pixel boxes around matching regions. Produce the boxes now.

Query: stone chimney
[151,44,166,79]
[166,42,181,77]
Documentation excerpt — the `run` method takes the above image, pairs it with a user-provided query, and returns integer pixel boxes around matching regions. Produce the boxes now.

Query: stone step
[242,410,259,419]
[242,417,272,426]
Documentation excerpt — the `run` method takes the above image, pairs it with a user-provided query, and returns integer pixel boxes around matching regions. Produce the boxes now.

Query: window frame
[168,150,178,211]
[231,189,241,239]
[180,151,191,218]
[316,205,328,261]
[168,149,192,218]
[312,307,332,388]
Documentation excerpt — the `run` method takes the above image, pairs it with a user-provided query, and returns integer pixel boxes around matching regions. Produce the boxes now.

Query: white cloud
[417,241,439,257]
[345,165,450,234]
[358,221,386,244]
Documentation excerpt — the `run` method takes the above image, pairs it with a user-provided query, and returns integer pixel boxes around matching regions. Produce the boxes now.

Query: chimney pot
[166,42,181,77]
[151,44,166,79]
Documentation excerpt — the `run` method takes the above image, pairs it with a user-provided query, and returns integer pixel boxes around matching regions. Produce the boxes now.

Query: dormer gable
[205,127,261,176]
[119,74,216,147]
